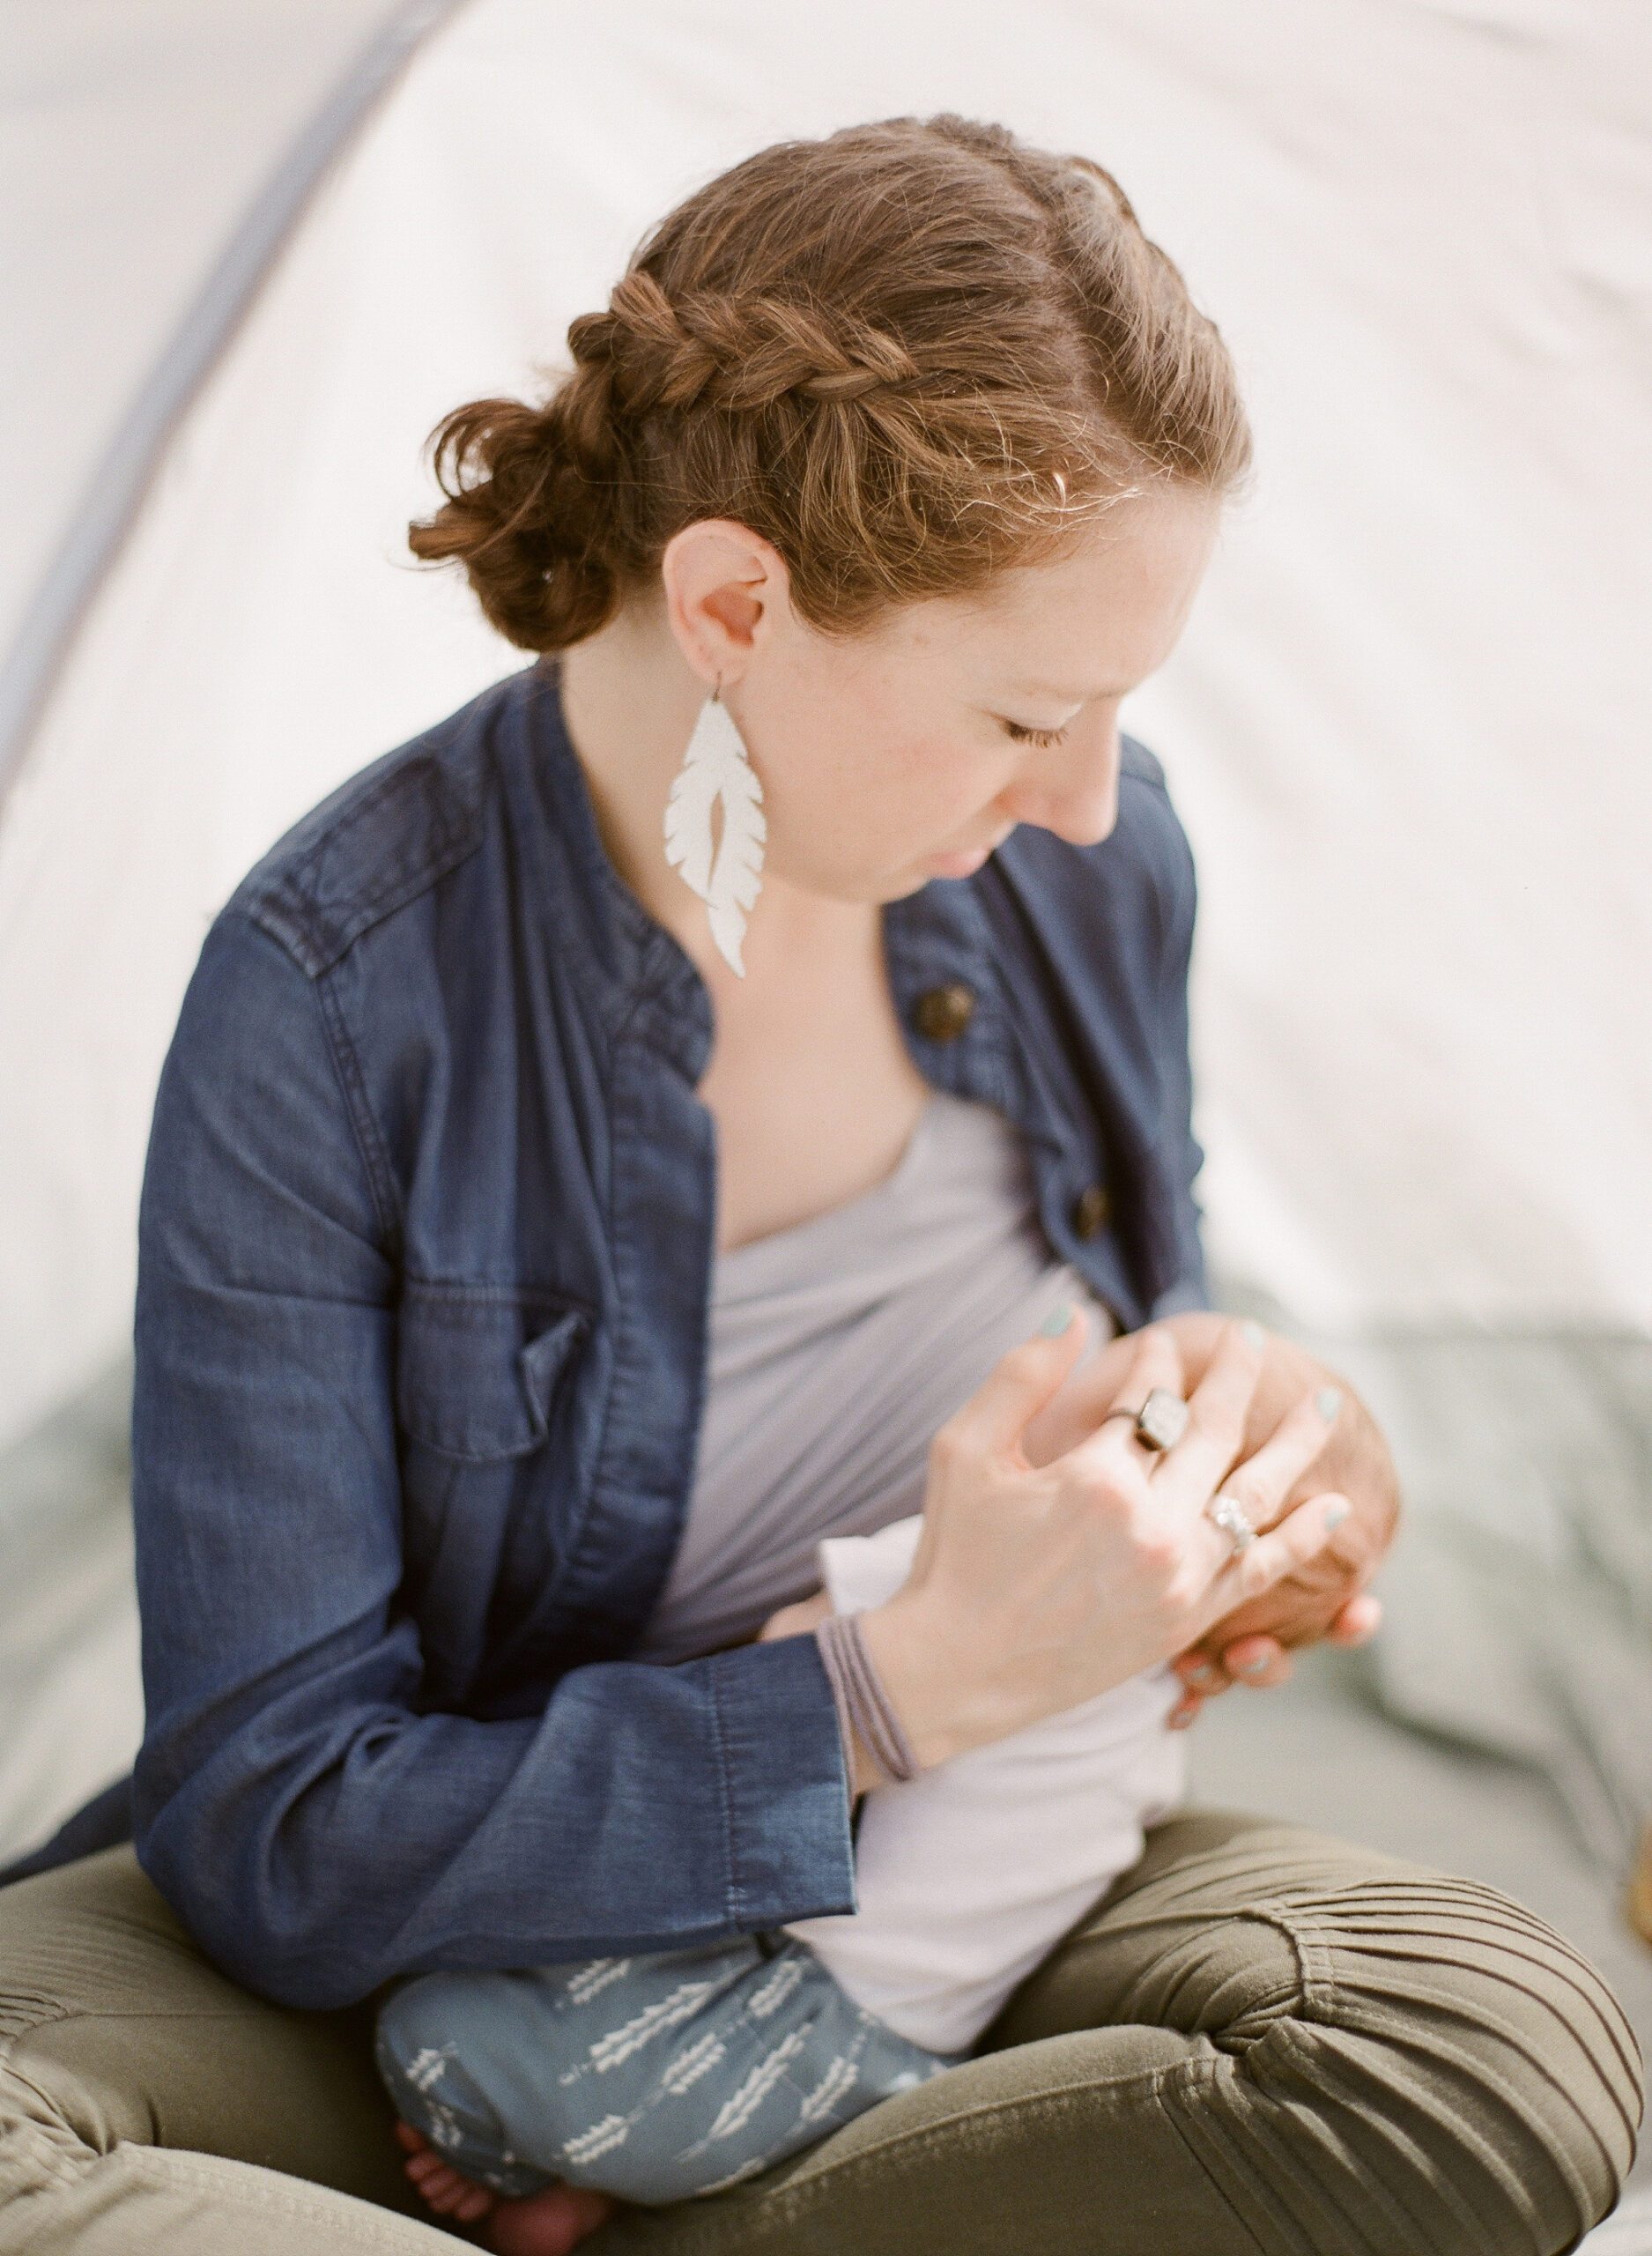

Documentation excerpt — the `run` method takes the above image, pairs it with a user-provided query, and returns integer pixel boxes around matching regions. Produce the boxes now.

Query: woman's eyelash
[1003,721,1070,748]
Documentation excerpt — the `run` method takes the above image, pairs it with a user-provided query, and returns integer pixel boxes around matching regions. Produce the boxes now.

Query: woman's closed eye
[1000,719,1070,748]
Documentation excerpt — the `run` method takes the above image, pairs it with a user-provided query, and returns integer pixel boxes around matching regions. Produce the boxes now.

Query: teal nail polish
[1186,1663,1218,1688]
[1239,1655,1270,1677]
[1038,1302,1075,1338]
[1241,1319,1265,1348]
[1324,1500,1350,1529]
[1317,1387,1343,1421]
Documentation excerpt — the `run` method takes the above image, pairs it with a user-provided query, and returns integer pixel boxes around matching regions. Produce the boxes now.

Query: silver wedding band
[1206,1492,1257,1555]
[1100,1387,1189,1454]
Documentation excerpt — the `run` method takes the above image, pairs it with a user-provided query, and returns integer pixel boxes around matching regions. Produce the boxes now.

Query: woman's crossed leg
[0,1813,1638,2256]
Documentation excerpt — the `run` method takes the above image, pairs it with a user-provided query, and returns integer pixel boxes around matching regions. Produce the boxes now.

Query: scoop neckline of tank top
[715,1092,1010,1273]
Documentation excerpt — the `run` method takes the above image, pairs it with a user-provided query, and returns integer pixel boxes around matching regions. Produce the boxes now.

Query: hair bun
[409,391,619,650]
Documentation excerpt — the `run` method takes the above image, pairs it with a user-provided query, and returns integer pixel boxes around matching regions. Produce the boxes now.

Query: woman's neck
[558,603,703,937]
[557,600,877,984]
[559,600,930,1245]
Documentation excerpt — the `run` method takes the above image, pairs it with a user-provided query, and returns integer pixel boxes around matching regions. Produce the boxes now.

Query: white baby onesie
[785,1514,1187,2055]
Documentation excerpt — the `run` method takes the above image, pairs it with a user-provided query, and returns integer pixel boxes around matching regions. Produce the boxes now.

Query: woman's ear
[660,519,793,687]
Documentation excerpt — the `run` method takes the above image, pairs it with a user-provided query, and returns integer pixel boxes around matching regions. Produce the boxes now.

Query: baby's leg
[375,1935,952,2211]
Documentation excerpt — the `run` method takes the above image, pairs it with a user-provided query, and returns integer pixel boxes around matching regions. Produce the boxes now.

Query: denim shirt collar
[524,664,715,1086]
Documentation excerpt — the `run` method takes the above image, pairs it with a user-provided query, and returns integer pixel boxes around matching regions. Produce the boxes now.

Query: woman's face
[722,486,1220,906]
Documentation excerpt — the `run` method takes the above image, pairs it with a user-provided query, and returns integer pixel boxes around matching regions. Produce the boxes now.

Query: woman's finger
[935,1301,1090,1463]
[1200,1492,1351,1621]
[1174,1381,1343,1532]
[1099,1322,1185,1452]
[1056,1323,1185,1473]
[1145,1318,1266,1506]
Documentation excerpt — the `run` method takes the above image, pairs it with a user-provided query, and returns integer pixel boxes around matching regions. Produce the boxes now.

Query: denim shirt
[130,664,1206,2010]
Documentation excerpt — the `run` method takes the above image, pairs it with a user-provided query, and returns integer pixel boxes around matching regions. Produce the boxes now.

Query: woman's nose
[1003,724,1122,845]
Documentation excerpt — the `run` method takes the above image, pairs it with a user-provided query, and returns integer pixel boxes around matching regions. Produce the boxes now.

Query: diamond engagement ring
[1206,1492,1257,1555]
[1100,1388,1190,1453]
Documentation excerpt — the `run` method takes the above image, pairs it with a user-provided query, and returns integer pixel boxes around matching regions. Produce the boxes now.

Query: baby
[789,1513,1184,2053]
[376,1511,1185,2213]
[375,1085,1385,2244]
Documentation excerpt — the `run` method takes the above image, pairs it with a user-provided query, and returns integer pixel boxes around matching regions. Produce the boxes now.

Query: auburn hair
[410,115,1250,648]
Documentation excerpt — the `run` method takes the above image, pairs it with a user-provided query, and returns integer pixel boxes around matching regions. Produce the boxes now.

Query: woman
[0,115,1637,2256]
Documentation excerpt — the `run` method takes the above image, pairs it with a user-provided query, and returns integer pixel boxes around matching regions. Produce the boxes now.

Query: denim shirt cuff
[707,1634,857,1930]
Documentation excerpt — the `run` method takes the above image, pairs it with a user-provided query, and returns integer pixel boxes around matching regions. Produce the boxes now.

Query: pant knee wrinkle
[1275,1928,1641,2193]
[1257,1876,1641,2052]
[0,1994,82,2046]
[1337,2002,1637,2214]
[1327,1955,1642,2098]
[1157,1880,1639,2253]
[0,2072,112,2207]
[1177,2046,1433,2256]
[1250,2014,1613,2256]
[1260,2024,1515,2256]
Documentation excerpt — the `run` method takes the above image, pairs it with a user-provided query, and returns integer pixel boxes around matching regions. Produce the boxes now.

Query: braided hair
[410,116,1250,649]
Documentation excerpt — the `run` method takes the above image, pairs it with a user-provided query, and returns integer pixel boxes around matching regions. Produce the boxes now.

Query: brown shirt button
[1072,1184,1112,1240]
[912,983,976,1043]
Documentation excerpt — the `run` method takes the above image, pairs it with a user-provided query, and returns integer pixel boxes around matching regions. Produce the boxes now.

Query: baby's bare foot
[396,2125,615,2252]
[396,2120,496,2228]
[484,2179,617,2256]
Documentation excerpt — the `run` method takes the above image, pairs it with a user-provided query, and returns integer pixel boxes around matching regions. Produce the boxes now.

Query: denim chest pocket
[396,1281,590,1463]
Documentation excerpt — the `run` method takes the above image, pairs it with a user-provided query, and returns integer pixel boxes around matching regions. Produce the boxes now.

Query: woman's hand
[1159,1320,1396,1723]
[858,1313,1349,1770]
[1027,1314,1398,1727]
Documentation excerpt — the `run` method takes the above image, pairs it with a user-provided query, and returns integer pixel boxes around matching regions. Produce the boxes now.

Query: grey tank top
[634,1093,1111,1663]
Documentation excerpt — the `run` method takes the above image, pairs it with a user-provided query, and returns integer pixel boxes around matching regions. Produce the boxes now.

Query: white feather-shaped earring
[663,689,767,976]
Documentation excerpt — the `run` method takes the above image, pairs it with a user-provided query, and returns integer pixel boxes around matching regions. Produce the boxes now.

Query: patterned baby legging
[375,1935,954,2205]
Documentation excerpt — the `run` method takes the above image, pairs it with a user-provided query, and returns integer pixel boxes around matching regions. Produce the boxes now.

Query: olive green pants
[0,1812,1639,2255]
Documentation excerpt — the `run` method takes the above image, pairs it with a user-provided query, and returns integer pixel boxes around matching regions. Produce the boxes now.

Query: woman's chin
[918,846,993,880]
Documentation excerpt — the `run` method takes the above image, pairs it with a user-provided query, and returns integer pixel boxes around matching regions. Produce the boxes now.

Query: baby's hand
[758,1589,832,1642]
[1169,1354,1396,1721]
[1169,1590,1384,1722]
[1027,1312,1398,1725]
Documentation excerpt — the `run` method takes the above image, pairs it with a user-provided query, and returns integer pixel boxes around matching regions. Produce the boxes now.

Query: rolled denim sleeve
[132,916,855,2010]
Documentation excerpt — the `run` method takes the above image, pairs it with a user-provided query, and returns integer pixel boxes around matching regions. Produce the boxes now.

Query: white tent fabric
[3,0,1648,1457]
[0,0,449,763]
[1,9,1649,2224]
